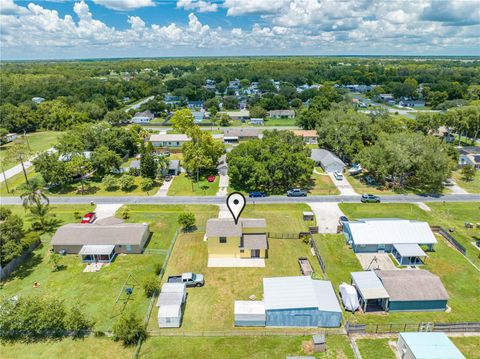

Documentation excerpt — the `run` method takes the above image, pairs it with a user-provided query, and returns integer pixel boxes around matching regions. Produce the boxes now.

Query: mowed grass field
[452,170,480,193]
[316,202,480,324]
[0,205,217,332]
[140,335,355,359]
[308,171,340,195]
[148,204,322,333]
[0,131,62,170]
[355,338,396,359]
[0,337,135,359]
[167,173,219,196]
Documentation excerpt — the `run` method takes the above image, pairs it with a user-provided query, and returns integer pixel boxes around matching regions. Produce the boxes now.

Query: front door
[251,249,260,258]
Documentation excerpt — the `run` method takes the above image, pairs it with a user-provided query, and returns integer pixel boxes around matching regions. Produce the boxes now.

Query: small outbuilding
[303,211,314,221]
[375,270,449,312]
[397,332,465,359]
[310,149,345,173]
[350,271,389,312]
[157,283,186,328]
[392,243,427,266]
[263,276,341,327]
[234,301,266,327]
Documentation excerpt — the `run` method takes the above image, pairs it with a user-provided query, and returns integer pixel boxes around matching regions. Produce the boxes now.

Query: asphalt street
[1,194,479,205]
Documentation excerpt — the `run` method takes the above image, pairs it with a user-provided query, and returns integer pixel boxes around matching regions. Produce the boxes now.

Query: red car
[207,175,216,183]
[81,212,97,224]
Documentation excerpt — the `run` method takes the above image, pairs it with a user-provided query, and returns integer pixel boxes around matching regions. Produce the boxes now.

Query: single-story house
[187,100,204,109]
[375,270,449,312]
[293,130,318,145]
[218,110,250,121]
[379,94,394,102]
[205,218,268,259]
[268,110,295,119]
[398,99,426,108]
[249,118,264,125]
[350,271,389,312]
[51,223,150,262]
[263,276,341,327]
[234,301,266,327]
[131,110,154,124]
[458,146,480,169]
[217,154,228,176]
[156,283,186,328]
[167,159,180,175]
[32,97,45,104]
[343,219,437,259]
[191,111,206,124]
[223,128,260,143]
[149,134,191,149]
[397,332,465,359]
[58,151,92,162]
[310,149,345,173]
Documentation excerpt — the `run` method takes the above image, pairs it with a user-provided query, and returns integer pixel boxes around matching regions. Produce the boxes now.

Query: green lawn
[450,336,480,358]
[0,205,221,332]
[0,337,135,359]
[453,170,480,193]
[148,204,322,333]
[140,335,354,359]
[346,174,404,195]
[167,173,219,196]
[308,172,340,195]
[264,117,297,126]
[356,338,395,359]
[340,202,480,267]
[325,203,480,324]
[1,171,162,197]
[0,131,62,171]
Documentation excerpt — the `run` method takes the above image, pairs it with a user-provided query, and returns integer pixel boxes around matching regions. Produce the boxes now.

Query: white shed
[157,283,186,328]
[234,301,266,327]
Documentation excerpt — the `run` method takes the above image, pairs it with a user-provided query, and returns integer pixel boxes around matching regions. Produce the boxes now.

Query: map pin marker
[226,192,246,225]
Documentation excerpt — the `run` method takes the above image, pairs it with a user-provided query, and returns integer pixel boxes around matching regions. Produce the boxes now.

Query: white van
[334,171,344,180]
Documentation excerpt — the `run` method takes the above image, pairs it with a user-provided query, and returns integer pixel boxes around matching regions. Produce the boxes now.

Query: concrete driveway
[94,203,123,220]
[307,202,345,234]
[328,173,357,195]
[155,176,175,196]
[216,174,229,196]
[356,253,398,270]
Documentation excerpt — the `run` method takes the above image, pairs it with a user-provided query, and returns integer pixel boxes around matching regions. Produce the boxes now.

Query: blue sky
[1,0,479,60]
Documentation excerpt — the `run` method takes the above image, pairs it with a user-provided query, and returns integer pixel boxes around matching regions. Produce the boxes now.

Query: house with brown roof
[205,218,268,259]
[293,130,318,145]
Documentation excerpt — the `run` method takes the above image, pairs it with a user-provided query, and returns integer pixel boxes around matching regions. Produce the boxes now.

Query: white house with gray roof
[149,134,191,149]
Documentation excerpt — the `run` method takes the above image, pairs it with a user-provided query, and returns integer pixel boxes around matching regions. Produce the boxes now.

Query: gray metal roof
[206,218,266,237]
[243,234,268,249]
[78,245,115,256]
[156,292,184,307]
[351,271,389,300]
[129,160,140,169]
[393,243,427,257]
[263,276,341,313]
[375,270,449,301]
[310,149,345,168]
[51,223,149,246]
[169,159,180,170]
[223,128,260,138]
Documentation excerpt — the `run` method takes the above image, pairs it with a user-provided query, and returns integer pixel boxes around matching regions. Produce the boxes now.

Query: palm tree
[29,200,51,229]
[19,178,49,209]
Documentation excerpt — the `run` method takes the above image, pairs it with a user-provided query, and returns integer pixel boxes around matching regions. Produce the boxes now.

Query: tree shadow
[2,244,44,282]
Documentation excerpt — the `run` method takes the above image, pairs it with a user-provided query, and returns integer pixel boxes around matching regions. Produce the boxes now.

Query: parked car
[334,171,344,180]
[159,151,170,157]
[338,215,349,225]
[207,175,216,182]
[81,212,97,224]
[287,188,307,197]
[164,175,173,182]
[361,194,381,203]
[167,272,204,287]
[442,178,455,187]
[249,191,266,198]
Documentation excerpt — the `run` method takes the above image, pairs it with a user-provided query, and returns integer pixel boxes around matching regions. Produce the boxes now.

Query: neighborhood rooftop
[263,276,341,313]
[375,270,449,302]
[399,332,466,359]
[206,218,266,237]
[149,134,191,142]
[351,271,389,300]
[310,149,344,168]
[344,218,437,245]
[51,223,149,246]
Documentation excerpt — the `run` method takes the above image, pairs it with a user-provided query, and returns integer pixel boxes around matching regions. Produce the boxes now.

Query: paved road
[124,96,154,112]
[1,194,479,205]
[0,147,56,183]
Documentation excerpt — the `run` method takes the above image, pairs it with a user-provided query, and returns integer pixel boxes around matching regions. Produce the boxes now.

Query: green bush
[154,262,162,275]
[178,212,196,231]
[142,276,159,297]
[113,312,146,346]
[140,177,154,192]
[102,174,118,191]
[119,175,135,191]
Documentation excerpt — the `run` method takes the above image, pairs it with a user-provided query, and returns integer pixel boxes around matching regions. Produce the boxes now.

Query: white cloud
[224,0,289,16]
[0,0,28,15]
[177,0,218,13]
[0,0,478,59]
[92,0,155,11]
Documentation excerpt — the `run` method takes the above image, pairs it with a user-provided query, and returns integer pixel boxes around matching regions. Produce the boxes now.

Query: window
[126,245,132,252]
[219,237,227,244]
[240,249,244,253]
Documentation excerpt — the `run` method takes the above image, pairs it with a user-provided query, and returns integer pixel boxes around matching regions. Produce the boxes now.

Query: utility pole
[2,166,9,193]
[24,130,31,151]
[19,154,29,184]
